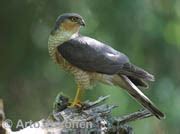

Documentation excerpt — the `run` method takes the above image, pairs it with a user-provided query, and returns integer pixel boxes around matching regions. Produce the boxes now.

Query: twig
[82,95,111,109]
[114,109,153,125]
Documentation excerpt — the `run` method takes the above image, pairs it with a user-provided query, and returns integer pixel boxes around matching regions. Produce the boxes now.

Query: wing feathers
[58,36,154,82]
[121,63,155,81]
[58,36,129,74]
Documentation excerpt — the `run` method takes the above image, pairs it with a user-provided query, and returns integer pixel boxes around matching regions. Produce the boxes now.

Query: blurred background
[0,0,180,133]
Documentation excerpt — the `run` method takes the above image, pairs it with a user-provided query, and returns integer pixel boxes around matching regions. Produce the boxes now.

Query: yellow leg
[70,84,84,107]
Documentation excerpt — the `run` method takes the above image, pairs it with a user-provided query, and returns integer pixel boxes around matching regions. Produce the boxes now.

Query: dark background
[1,0,180,133]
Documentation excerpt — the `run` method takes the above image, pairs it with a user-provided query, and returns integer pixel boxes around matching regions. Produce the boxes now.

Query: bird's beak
[79,19,85,26]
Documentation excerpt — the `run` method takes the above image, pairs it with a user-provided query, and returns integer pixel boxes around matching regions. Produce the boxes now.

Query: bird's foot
[69,100,83,108]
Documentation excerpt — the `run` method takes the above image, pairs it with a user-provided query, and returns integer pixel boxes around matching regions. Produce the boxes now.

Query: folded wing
[58,36,154,82]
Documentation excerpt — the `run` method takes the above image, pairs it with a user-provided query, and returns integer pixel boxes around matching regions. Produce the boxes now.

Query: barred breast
[54,50,91,89]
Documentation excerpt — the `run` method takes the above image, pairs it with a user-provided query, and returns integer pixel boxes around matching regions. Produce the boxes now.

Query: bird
[48,13,165,119]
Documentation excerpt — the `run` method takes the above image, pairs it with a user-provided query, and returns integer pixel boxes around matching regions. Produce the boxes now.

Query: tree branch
[1,93,154,134]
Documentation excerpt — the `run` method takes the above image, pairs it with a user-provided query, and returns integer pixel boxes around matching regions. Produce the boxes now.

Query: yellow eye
[71,17,76,22]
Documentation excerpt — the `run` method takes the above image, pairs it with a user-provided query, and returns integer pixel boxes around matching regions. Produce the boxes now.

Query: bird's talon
[69,101,83,108]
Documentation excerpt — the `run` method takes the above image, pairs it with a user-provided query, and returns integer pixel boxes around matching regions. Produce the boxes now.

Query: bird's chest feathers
[48,31,77,65]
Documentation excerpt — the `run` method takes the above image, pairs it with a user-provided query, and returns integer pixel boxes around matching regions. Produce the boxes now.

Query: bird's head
[51,13,85,35]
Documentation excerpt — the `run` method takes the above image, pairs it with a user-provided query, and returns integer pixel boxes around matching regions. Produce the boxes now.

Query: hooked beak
[78,19,85,26]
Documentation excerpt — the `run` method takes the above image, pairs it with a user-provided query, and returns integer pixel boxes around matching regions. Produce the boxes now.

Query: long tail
[112,75,165,119]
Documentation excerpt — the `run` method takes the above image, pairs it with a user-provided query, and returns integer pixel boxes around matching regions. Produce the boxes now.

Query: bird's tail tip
[153,109,166,120]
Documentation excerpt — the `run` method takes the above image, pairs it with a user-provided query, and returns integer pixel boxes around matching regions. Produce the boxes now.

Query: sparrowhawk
[48,13,165,119]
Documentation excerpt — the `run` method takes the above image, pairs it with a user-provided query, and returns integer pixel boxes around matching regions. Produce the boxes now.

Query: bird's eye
[71,17,76,22]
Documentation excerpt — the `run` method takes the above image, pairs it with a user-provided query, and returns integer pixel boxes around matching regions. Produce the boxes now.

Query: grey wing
[57,36,154,81]
[58,36,129,74]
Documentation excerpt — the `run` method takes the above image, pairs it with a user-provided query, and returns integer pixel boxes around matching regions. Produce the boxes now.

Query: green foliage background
[0,0,180,133]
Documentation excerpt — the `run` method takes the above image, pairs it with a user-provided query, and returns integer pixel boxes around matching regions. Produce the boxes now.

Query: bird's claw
[69,100,84,108]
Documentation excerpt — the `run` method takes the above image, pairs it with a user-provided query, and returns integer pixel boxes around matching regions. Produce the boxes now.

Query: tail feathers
[127,76,149,88]
[113,75,165,119]
[121,63,155,82]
